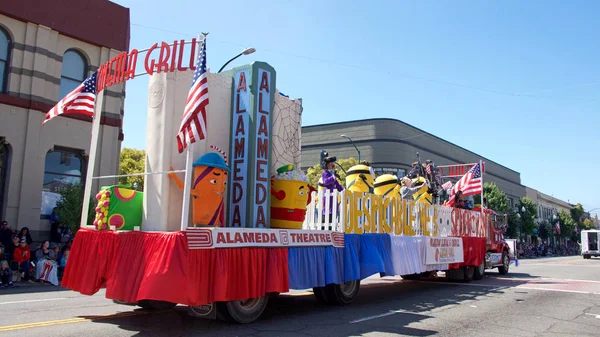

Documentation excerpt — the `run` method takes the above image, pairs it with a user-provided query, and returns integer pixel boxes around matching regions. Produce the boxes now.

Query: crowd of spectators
[517,241,580,259]
[0,219,72,288]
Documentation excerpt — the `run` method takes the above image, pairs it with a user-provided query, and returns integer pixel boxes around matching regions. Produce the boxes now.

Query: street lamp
[218,48,256,73]
[340,134,360,162]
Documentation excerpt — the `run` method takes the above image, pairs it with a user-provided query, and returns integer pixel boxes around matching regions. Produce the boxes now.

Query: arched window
[59,50,87,100]
[40,148,85,217]
[0,27,11,93]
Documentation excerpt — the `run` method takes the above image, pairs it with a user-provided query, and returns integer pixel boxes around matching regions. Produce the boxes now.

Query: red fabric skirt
[448,237,487,269]
[62,229,289,306]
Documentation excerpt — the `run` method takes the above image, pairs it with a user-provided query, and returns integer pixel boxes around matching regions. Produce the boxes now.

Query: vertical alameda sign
[253,68,274,228]
[227,63,277,228]
[229,68,250,227]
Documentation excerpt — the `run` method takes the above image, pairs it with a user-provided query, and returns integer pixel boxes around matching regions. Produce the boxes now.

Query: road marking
[285,291,313,297]
[515,286,600,296]
[350,309,417,323]
[0,310,152,332]
[0,298,68,305]
[585,313,600,319]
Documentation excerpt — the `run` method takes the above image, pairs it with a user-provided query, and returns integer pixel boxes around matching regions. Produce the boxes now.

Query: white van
[581,230,600,259]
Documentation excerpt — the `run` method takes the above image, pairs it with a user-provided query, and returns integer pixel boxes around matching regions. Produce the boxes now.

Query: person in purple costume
[319,151,344,226]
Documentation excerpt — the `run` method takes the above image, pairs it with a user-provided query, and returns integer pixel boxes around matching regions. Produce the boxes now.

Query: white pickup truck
[581,230,600,259]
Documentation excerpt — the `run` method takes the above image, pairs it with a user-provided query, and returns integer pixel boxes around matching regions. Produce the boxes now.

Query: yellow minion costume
[345,164,375,193]
[373,174,401,199]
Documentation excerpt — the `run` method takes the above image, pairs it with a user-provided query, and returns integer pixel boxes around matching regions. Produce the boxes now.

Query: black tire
[219,295,269,324]
[401,273,422,280]
[583,254,591,259]
[325,280,360,305]
[463,266,474,282]
[137,300,177,310]
[498,251,509,275]
[313,287,331,305]
[473,257,485,280]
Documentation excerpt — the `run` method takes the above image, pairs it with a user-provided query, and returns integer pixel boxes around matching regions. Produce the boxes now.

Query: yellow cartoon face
[346,164,374,193]
[374,174,401,199]
[271,180,310,210]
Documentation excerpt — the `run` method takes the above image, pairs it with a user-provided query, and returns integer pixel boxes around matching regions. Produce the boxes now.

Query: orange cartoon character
[169,148,229,227]
[270,165,316,229]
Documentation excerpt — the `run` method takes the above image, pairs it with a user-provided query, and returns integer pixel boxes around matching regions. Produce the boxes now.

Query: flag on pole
[445,162,483,206]
[43,72,98,125]
[177,38,209,153]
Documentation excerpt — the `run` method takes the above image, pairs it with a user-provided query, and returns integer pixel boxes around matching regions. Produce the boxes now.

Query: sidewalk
[0,279,67,295]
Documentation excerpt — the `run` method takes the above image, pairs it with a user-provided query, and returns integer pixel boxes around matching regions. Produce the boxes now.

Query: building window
[40,148,85,217]
[374,167,406,178]
[0,138,10,221]
[59,49,87,100]
[0,27,11,93]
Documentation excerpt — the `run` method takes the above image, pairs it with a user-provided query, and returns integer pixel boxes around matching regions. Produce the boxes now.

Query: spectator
[4,236,18,263]
[13,238,33,283]
[50,221,62,244]
[35,241,59,285]
[0,221,14,250]
[17,227,33,246]
[0,260,12,288]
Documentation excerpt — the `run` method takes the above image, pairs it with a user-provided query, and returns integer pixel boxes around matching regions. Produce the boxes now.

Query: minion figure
[400,176,433,204]
[373,174,401,199]
[345,164,375,193]
[270,165,317,229]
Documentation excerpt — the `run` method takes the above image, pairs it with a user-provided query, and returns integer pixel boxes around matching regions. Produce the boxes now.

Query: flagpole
[179,34,204,231]
[479,160,484,235]
[80,89,105,229]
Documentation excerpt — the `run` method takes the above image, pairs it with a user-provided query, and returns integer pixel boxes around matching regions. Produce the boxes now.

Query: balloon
[103,201,109,207]
[105,191,111,197]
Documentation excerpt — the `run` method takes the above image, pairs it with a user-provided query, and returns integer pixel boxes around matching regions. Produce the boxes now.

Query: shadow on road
[76,274,538,337]
[0,284,70,295]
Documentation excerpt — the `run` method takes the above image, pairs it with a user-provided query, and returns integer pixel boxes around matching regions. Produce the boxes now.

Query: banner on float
[425,237,464,264]
[186,228,344,249]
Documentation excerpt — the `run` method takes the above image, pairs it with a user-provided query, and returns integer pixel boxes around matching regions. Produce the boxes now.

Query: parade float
[47,35,510,324]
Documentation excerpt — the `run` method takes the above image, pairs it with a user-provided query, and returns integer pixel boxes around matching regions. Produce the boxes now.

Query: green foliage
[557,209,576,239]
[118,148,145,191]
[306,157,358,188]
[570,203,584,224]
[537,220,554,240]
[519,197,538,237]
[483,182,510,213]
[582,218,596,230]
[54,182,95,234]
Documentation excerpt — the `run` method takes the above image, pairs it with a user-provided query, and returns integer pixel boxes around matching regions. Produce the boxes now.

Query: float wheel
[463,266,474,282]
[218,295,269,324]
[498,251,510,275]
[401,273,422,280]
[325,279,360,305]
[313,287,331,304]
[473,256,485,280]
[137,300,177,310]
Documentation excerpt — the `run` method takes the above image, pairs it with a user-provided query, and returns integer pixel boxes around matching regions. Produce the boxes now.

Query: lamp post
[218,48,256,73]
[516,205,526,242]
[340,134,360,162]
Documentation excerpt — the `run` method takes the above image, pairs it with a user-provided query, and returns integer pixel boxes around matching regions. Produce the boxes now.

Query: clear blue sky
[112,0,599,215]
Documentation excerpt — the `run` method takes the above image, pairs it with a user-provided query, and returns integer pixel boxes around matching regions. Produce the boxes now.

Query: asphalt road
[1,255,600,337]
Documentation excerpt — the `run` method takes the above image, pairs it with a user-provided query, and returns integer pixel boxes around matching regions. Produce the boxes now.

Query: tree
[118,148,145,191]
[557,209,576,239]
[519,197,538,238]
[306,157,359,188]
[482,182,510,213]
[570,203,584,224]
[537,220,553,240]
[54,182,95,234]
[582,218,596,230]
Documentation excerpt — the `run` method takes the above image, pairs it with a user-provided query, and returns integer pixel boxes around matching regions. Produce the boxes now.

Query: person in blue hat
[190,152,230,227]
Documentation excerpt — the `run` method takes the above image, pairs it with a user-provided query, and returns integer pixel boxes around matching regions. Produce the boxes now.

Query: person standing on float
[320,153,344,227]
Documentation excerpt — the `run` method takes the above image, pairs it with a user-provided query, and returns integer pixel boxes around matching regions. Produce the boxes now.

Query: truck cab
[581,230,600,259]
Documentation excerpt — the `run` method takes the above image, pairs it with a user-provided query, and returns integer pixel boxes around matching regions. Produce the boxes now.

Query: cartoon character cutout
[270,165,316,229]
[169,148,230,227]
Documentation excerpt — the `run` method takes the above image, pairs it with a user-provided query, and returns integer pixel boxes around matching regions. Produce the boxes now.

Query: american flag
[445,162,482,206]
[426,164,431,175]
[43,72,97,125]
[177,38,209,153]
[442,181,453,190]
